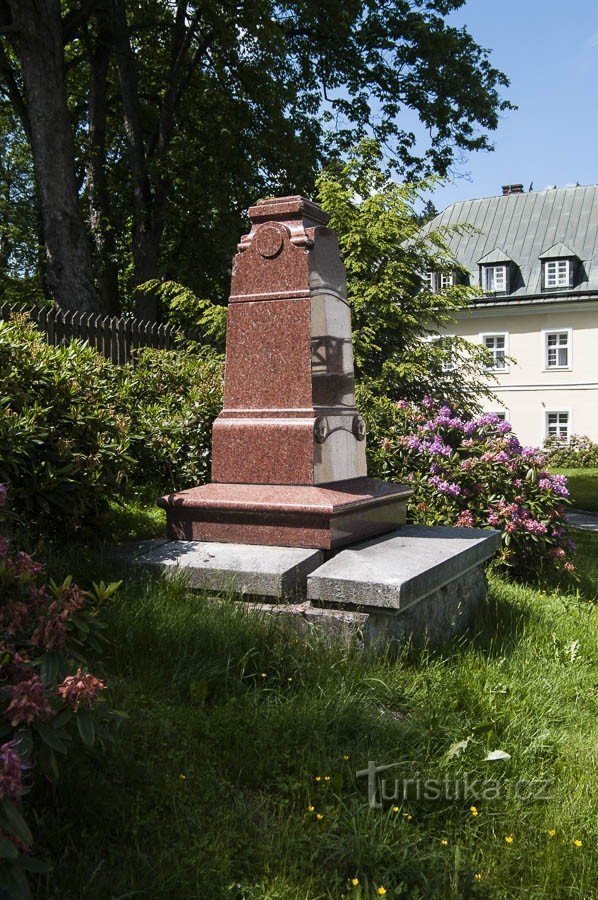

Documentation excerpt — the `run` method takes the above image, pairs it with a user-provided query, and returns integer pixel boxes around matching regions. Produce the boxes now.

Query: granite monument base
[158,477,412,550]
[119,525,499,648]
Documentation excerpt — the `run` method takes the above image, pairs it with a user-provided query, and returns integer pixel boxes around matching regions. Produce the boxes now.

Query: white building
[429,183,598,447]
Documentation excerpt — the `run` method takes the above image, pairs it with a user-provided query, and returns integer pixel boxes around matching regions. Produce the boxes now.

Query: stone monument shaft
[159,195,411,549]
[212,195,366,485]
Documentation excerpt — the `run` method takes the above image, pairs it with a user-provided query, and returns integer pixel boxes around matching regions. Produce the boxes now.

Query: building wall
[447,300,598,447]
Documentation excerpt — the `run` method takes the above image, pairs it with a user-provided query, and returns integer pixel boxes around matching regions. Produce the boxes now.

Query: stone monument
[121,193,500,648]
[158,195,412,549]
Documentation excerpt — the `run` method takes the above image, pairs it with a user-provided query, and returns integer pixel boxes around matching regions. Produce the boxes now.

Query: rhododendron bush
[0,487,121,896]
[372,399,574,578]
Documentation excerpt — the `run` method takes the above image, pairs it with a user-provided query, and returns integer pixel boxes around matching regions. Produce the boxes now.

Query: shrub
[0,316,130,546]
[117,348,224,493]
[0,486,122,895]
[544,434,598,469]
[367,397,574,578]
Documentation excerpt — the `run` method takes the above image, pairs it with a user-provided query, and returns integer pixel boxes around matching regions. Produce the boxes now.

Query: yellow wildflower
[505,835,514,845]
[260,672,267,678]
[474,874,482,882]
[351,878,359,886]
[392,805,400,813]
[178,774,186,781]
[324,775,331,781]
[316,813,324,821]
[308,805,315,812]
[377,888,387,896]
[440,838,448,846]
[343,755,350,761]
[547,829,556,838]
[315,776,321,782]
[573,839,583,848]
[469,806,479,817]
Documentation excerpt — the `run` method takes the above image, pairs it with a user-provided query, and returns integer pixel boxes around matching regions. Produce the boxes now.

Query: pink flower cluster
[382,400,575,576]
[58,668,105,712]
[0,484,108,827]
[6,675,52,728]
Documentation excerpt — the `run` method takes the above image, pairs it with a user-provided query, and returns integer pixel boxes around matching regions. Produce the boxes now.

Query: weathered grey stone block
[307,525,500,611]
[117,538,323,600]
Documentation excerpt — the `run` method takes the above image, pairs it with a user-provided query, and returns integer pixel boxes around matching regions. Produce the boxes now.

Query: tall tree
[0,0,99,312]
[316,140,495,409]
[0,0,513,316]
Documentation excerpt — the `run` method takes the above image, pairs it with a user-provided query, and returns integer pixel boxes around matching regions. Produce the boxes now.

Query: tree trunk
[6,0,99,312]
[86,5,120,315]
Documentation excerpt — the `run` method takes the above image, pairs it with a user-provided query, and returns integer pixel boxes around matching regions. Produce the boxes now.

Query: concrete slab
[118,539,324,600]
[568,511,598,532]
[307,525,500,611]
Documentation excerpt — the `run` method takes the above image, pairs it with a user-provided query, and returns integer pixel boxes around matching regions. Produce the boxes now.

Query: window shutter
[504,263,511,294]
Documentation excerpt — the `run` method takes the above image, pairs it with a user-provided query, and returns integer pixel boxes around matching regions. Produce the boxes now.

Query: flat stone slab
[307,525,500,611]
[118,539,323,599]
[568,510,598,532]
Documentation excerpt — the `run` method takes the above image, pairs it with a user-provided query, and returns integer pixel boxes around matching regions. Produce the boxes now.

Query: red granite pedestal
[158,195,412,550]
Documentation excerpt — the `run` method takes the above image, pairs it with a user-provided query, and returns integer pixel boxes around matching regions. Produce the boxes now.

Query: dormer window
[477,248,513,295]
[539,243,578,291]
[545,259,570,288]
[422,271,456,291]
[482,265,507,292]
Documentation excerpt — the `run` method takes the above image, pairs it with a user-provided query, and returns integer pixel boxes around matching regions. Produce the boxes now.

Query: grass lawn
[550,467,598,513]
[31,524,597,900]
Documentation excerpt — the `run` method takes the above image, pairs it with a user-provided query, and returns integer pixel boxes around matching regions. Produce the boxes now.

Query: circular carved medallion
[255,225,284,259]
[352,415,366,441]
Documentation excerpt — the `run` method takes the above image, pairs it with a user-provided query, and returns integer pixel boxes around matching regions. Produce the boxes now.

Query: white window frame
[482,264,508,292]
[422,271,436,292]
[491,411,508,422]
[439,272,455,289]
[481,332,509,372]
[544,259,570,289]
[542,328,572,371]
[545,410,571,443]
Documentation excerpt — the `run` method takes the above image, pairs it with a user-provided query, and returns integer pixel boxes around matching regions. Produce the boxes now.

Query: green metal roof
[538,241,578,259]
[476,247,513,264]
[426,184,598,298]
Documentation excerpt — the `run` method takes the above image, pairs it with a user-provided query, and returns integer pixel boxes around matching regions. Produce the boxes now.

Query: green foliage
[0,493,124,896]
[317,141,494,409]
[549,469,598,514]
[117,348,224,492]
[29,536,597,898]
[2,1,512,309]
[544,435,598,469]
[0,316,130,546]
[133,280,227,350]
[0,114,45,306]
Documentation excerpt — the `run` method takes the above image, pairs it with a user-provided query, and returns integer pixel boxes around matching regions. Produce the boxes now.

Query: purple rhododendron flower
[0,741,24,802]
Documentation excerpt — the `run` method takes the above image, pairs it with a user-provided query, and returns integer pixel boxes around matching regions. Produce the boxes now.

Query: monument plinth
[158,195,412,549]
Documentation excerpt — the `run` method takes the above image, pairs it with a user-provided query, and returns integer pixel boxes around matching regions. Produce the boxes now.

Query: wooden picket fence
[0,303,191,364]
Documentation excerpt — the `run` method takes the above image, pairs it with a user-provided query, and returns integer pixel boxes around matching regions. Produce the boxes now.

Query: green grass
[550,468,598,513]
[31,533,597,899]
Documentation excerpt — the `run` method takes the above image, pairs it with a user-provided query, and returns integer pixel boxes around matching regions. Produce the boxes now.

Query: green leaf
[77,711,95,747]
[0,798,33,846]
[0,835,19,859]
[36,723,67,754]
[52,707,74,729]
[20,856,52,874]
